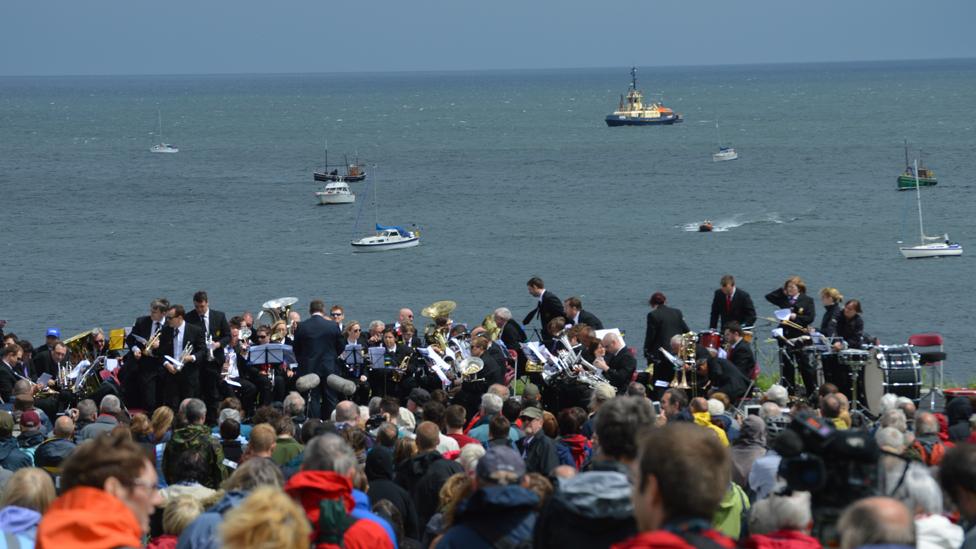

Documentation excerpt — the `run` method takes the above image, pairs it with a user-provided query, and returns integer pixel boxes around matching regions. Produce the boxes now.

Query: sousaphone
[257,297,299,326]
[421,300,456,319]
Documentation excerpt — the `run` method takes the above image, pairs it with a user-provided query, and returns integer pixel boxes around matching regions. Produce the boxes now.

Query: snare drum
[864,345,921,414]
[698,331,722,350]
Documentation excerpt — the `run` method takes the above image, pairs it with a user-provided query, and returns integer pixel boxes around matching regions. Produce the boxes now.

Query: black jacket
[0,361,20,403]
[835,314,865,349]
[396,450,464,528]
[574,309,604,331]
[365,446,420,540]
[727,340,755,380]
[185,308,231,367]
[159,321,208,370]
[292,314,345,377]
[705,356,750,402]
[517,433,559,476]
[644,305,689,366]
[764,288,816,339]
[603,347,636,393]
[33,437,77,470]
[31,352,65,380]
[819,303,843,337]
[523,290,565,337]
[709,289,757,330]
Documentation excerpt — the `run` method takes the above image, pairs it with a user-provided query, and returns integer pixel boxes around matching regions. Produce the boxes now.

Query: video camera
[777,412,881,509]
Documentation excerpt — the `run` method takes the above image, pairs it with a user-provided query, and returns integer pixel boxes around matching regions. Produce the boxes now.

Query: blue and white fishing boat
[351,224,421,252]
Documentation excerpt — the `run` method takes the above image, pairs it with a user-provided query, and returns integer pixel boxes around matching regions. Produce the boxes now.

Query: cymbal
[263,297,299,310]
[421,300,457,319]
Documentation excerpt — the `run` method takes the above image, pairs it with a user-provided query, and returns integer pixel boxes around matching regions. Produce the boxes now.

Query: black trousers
[220,377,258,417]
[160,366,200,410]
[780,345,817,397]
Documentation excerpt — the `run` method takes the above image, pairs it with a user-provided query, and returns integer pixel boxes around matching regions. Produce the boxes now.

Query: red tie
[725,295,732,315]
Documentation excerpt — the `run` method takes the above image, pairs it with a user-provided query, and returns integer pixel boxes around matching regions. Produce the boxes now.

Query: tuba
[61,330,94,390]
[257,297,299,328]
[456,356,484,382]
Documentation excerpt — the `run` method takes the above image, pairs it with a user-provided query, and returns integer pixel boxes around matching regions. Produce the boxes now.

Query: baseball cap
[0,411,13,436]
[20,410,40,430]
[476,445,526,485]
[408,388,431,407]
[520,405,543,421]
[46,328,61,339]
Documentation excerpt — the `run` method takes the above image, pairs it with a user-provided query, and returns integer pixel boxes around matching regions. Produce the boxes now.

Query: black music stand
[248,343,296,366]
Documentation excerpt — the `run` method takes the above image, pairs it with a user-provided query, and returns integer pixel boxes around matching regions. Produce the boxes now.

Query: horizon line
[1,55,974,79]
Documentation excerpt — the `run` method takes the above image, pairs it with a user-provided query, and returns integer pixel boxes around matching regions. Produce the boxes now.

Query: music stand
[248,344,296,366]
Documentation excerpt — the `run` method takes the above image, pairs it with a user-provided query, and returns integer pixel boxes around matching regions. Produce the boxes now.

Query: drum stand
[778,346,802,396]
[847,363,870,415]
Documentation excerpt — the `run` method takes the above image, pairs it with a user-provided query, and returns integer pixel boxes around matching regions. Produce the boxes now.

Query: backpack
[315,497,361,549]
[912,439,946,466]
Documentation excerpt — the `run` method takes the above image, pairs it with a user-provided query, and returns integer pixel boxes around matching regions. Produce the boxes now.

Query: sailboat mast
[373,167,379,228]
[914,159,925,243]
[904,139,909,169]
[158,110,163,143]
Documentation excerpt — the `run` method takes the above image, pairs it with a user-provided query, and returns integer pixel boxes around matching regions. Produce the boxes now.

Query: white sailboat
[351,171,420,252]
[150,111,179,154]
[899,159,962,259]
[712,120,737,162]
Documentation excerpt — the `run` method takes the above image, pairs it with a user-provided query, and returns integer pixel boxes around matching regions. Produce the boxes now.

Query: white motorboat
[315,182,355,205]
[713,146,738,162]
[351,225,420,252]
[150,110,178,154]
[899,160,962,259]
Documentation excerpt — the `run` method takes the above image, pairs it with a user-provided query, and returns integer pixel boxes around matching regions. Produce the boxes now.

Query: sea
[1,59,974,382]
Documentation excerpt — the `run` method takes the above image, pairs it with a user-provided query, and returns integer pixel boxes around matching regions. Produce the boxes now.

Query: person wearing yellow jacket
[691,397,729,447]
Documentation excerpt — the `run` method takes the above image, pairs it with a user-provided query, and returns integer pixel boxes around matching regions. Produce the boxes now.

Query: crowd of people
[0,274,971,548]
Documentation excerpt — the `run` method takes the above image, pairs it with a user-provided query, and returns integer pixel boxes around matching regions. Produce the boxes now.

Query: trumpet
[144,327,163,357]
[392,352,412,383]
[205,333,215,362]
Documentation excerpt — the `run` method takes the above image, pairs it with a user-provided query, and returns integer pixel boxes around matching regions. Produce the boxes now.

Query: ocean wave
[682,212,797,232]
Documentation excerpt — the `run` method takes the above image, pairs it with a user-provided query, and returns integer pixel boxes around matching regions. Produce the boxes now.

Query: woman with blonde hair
[818,287,844,338]
[0,467,55,542]
[220,486,310,549]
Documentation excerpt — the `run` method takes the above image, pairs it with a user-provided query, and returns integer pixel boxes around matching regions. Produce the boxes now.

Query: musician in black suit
[696,352,750,403]
[0,345,24,403]
[494,307,526,369]
[709,275,757,331]
[31,341,68,380]
[593,332,635,394]
[125,298,170,411]
[369,329,412,399]
[563,296,604,331]
[458,336,505,417]
[185,291,231,417]
[159,304,207,409]
[765,276,817,397]
[723,322,755,381]
[220,318,258,417]
[643,292,690,395]
[292,299,345,419]
[834,299,866,351]
[523,277,565,344]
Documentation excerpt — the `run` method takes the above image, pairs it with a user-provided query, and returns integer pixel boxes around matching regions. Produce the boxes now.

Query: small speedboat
[315,182,355,205]
[351,224,420,252]
[150,143,178,154]
[699,220,714,232]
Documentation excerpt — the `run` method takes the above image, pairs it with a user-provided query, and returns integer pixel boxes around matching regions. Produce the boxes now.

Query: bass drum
[863,345,921,414]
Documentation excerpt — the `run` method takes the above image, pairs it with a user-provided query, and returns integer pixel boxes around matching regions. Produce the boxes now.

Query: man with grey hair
[494,306,527,373]
[744,491,818,546]
[875,426,906,454]
[77,394,121,441]
[334,400,360,427]
[592,332,636,393]
[284,434,395,547]
[467,393,505,444]
[283,391,306,435]
[764,384,789,409]
[880,409,908,433]
[837,497,916,549]
[886,462,964,548]
[909,411,946,466]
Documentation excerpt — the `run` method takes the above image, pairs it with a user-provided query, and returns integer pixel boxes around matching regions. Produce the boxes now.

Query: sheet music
[658,347,683,368]
[594,328,626,347]
[164,355,185,371]
[105,358,120,373]
[418,347,452,387]
[36,373,52,387]
[68,361,88,380]
[368,346,388,369]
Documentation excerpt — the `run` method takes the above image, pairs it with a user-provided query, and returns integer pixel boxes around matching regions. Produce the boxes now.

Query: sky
[3,0,975,76]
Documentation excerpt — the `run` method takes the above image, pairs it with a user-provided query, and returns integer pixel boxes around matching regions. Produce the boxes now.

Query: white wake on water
[681,212,797,232]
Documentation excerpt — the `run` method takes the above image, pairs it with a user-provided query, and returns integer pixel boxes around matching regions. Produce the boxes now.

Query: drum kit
[819,345,921,414]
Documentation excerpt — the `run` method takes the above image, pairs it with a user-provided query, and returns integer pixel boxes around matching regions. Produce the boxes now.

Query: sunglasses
[331,312,343,317]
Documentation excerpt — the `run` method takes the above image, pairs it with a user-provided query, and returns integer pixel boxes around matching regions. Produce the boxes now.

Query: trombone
[764,316,807,332]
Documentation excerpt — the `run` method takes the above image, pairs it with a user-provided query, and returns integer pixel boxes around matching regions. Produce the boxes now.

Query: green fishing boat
[897,140,937,191]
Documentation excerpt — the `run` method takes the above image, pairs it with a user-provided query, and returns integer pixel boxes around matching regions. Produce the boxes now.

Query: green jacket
[712,482,750,540]
[162,424,227,489]
[271,436,304,467]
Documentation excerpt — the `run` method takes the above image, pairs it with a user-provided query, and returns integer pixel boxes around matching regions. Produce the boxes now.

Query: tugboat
[698,220,714,232]
[313,148,367,182]
[897,140,936,191]
[605,67,682,127]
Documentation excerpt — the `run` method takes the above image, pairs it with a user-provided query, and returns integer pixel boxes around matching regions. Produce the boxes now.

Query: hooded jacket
[535,467,637,549]
[36,486,142,549]
[556,434,593,471]
[915,513,964,549]
[33,437,77,473]
[0,439,30,472]
[395,450,463,527]
[365,446,420,540]
[0,505,41,540]
[731,416,766,487]
[693,412,730,447]
[946,397,973,442]
[435,485,538,549]
[162,424,226,489]
[176,490,248,549]
[284,470,394,549]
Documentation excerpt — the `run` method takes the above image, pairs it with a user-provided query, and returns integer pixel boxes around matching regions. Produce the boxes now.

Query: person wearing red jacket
[612,422,735,549]
[285,433,395,549]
